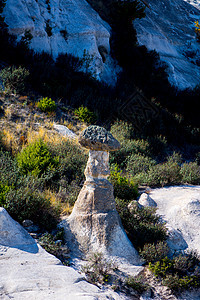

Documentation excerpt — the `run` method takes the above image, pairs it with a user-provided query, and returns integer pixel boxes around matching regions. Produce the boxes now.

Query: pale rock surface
[0,207,126,300]
[134,0,200,89]
[53,123,77,139]
[149,185,200,254]
[3,0,119,84]
[138,193,157,207]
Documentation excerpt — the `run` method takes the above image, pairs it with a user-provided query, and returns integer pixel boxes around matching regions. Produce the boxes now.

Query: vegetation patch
[74,105,97,124]
[82,252,116,285]
[115,198,167,250]
[17,139,59,177]
[36,97,57,113]
[109,164,138,200]
[0,66,30,94]
[149,252,200,292]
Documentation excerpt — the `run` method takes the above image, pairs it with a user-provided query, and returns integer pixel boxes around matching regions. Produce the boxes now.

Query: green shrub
[180,162,200,185]
[0,66,29,94]
[36,97,56,113]
[5,176,60,230]
[39,233,61,255]
[109,164,138,200]
[74,105,97,124]
[64,180,82,206]
[125,275,149,294]
[115,198,167,250]
[149,257,173,277]
[110,121,151,169]
[163,274,200,291]
[142,155,182,187]
[38,232,69,264]
[0,150,20,186]
[0,183,11,206]
[48,139,87,189]
[126,153,156,177]
[110,121,135,143]
[196,152,200,165]
[17,139,59,177]
[140,241,169,263]
[82,252,115,285]
[149,253,200,292]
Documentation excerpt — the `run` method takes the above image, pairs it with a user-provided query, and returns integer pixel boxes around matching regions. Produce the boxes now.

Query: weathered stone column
[62,126,141,265]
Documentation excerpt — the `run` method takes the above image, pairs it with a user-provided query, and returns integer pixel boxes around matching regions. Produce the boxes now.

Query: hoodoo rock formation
[61,126,141,265]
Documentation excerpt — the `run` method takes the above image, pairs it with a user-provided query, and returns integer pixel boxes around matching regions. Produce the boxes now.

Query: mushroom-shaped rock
[78,125,120,151]
[61,125,142,266]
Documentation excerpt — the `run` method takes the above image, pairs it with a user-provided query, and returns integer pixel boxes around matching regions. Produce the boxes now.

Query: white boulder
[138,193,157,208]
[53,124,77,139]
[149,186,200,254]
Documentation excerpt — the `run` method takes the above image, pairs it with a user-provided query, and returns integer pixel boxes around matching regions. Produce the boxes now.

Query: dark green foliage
[47,140,87,193]
[0,183,10,206]
[126,153,156,177]
[39,233,62,255]
[149,252,200,291]
[140,241,169,263]
[0,150,20,185]
[0,66,30,94]
[132,153,183,187]
[38,232,69,264]
[180,162,200,185]
[125,275,149,294]
[110,121,152,169]
[5,176,60,230]
[17,139,59,177]
[149,257,173,277]
[74,105,97,124]
[196,152,200,165]
[144,156,181,187]
[109,165,138,200]
[37,97,57,113]
[115,198,167,250]
[62,180,81,206]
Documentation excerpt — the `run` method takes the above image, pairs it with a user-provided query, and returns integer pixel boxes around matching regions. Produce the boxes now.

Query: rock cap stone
[78,125,121,151]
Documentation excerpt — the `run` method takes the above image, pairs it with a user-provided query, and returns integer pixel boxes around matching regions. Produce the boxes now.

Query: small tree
[17,139,59,176]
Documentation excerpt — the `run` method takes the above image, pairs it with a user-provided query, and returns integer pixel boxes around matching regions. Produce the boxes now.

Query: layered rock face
[134,0,200,89]
[61,126,141,265]
[3,0,119,84]
[0,208,121,299]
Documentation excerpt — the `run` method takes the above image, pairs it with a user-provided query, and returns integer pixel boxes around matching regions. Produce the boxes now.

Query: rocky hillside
[134,0,200,89]
[3,0,200,89]
[2,0,119,84]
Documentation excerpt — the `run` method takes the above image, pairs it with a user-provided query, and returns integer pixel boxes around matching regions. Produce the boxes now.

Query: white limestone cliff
[3,0,119,84]
[134,0,200,89]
